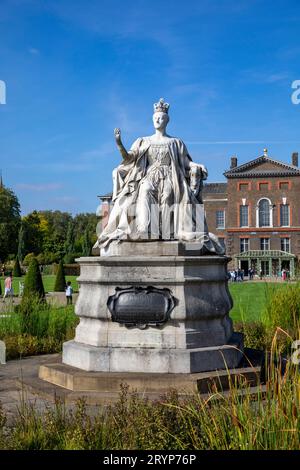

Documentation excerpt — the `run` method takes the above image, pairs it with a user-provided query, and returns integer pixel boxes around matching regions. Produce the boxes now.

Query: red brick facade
[204,151,300,275]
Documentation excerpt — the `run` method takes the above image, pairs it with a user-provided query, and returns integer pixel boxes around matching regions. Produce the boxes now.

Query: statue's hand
[114,128,122,144]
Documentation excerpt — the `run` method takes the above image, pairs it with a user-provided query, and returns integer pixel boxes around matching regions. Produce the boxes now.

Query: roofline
[224,155,300,177]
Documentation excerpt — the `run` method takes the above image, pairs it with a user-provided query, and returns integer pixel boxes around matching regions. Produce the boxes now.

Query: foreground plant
[0,331,299,450]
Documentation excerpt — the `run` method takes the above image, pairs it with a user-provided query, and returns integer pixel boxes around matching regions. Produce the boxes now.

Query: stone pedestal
[63,241,243,373]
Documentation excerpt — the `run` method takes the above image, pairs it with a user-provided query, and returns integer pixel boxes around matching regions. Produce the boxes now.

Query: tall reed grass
[0,330,299,450]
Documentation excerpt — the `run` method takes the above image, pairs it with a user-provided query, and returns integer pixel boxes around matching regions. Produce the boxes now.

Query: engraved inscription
[107,286,175,328]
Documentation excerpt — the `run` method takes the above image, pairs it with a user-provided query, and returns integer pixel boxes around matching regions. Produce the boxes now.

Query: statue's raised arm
[114,128,130,161]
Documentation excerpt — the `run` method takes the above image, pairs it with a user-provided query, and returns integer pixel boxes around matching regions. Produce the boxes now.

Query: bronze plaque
[107,286,175,328]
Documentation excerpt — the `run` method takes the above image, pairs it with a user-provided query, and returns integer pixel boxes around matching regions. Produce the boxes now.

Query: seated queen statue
[96,98,224,255]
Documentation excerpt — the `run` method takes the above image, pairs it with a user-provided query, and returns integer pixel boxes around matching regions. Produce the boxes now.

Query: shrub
[263,283,300,332]
[22,257,45,299]
[12,256,22,277]
[64,252,81,264]
[64,264,80,276]
[23,252,35,266]
[235,321,267,350]
[54,260,66,292]
[18,294,49,336]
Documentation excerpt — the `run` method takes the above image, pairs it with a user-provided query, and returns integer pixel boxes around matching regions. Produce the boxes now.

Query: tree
[0,185,21,261]
[22,211,43,255]
[65,220,75,255]
[17,223,25,262]
[22,257,45,299]
[82,228,91,256]
[13,256,22,277]
[54,260,66,292]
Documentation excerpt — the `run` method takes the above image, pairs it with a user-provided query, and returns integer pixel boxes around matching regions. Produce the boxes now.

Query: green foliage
[263,282,300,332]
[36,252,59,265]
[22,257,45,299]
[22,211,43,255]
[234,321,267,349]
[63,253,80,264]
[12,256,22,277]
[0,185,21,261]
[0,299,78,360]
[64,220,75,257]
[17,223,25,262]
[82,228,91,256]
[0,354,300,449]
[23,252,35,266]
[54,260,66,292]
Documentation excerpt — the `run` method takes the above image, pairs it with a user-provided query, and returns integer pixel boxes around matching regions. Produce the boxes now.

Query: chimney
[292,152,298,167]
[230,156,238,169]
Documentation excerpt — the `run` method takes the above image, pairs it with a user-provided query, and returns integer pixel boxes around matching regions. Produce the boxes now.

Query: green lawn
[229,281,287,322]
[0,275,290,323]
[0,275,78,295]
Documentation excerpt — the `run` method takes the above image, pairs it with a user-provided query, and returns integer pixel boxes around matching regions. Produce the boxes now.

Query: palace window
[260,238,270,251]
[239,183,249,191]
[257,198,272,227]
[240,238,249,253]
[280,204,290,227]
[281,238,291,253]
[240,205,249,227]
[259,183,270,191]
[279,182,289,190]
[216,210,225,229]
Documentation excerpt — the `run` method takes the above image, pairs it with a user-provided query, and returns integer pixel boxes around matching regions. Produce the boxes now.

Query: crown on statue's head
[153,98,170,114]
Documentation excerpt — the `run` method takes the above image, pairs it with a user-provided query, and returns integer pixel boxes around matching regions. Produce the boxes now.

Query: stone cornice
[225,171,300,178]
[224,155,300,177]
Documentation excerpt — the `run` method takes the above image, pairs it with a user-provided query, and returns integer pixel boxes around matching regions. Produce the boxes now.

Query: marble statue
[97,98,224,254]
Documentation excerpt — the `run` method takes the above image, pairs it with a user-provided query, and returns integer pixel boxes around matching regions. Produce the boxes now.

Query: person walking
[65,281,73,305]
[3,273,13,300]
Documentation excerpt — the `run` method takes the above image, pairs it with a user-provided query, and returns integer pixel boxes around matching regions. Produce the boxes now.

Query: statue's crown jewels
[153,98,170,114]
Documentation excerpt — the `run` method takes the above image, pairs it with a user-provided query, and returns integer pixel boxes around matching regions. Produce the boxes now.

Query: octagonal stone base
[62,241,243,374]
[63,332,243,373]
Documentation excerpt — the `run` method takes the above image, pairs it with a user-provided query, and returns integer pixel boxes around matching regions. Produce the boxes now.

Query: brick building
[204,149,300,276]
[99,148,300,277]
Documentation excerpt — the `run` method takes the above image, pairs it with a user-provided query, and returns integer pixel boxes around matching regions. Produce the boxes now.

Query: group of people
[281,268,290,281]
[229,267,256,281]
[229,269,245,282]
[1,273,74,305]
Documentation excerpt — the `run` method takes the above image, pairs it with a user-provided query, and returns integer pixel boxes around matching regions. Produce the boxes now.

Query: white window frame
[281,237,291,253]
[256,197,273,228]
[240,238,250,253]
[280,204,290,227]
[216,210,225,229]
[240,205,249,228]
[260,238,270,251]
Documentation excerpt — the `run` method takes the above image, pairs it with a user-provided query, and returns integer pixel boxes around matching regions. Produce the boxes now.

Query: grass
[0,275,78,295]
[0,296,78,359]
[229,281,288,322]
[0,347,299,449]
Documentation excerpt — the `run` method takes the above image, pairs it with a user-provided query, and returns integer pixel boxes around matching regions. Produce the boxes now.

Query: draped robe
[97,136,224,255]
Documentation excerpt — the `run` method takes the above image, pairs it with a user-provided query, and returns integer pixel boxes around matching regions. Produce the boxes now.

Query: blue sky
[0,0,300,215]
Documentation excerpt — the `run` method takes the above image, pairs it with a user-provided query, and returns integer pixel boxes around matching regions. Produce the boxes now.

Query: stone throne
[62,99,243,374]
